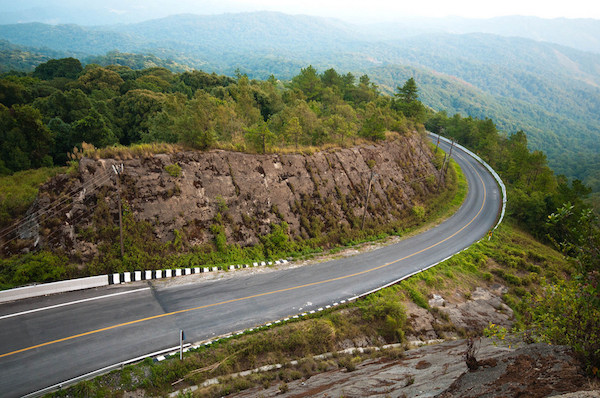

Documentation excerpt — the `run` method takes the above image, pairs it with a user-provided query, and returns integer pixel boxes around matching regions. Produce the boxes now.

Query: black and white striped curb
[107,259,289,285]
[0,259,289,303]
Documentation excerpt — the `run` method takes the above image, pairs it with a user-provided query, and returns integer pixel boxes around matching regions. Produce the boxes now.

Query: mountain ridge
[0,11,599,192]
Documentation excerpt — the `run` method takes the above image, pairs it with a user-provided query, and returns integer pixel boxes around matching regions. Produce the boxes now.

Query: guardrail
[428,132,507,230]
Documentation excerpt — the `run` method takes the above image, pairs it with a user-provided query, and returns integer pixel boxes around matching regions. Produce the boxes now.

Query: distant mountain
[0,11,599,191]
[0,39,69,72]
[365,16,600,54]
[0,23,142,56]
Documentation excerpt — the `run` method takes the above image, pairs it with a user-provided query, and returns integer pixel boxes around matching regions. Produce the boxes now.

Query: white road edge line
[0,288,151,321]
[22,343,192,398]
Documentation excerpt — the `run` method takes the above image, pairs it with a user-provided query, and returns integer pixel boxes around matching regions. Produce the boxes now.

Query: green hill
[0,12,599,191]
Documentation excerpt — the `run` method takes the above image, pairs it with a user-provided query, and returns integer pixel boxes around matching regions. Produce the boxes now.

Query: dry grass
[80,142,182,160]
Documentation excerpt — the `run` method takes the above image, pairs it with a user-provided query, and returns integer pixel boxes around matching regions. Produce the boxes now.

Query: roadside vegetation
[46,221,580,398]
[1,60,597,389]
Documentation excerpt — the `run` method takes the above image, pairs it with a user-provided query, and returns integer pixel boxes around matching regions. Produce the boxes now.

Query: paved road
[0,138,502,397]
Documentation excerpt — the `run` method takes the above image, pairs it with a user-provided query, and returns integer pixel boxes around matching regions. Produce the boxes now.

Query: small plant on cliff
[412,205,425,221]
[165,163,182,178]
[261,222,292,258]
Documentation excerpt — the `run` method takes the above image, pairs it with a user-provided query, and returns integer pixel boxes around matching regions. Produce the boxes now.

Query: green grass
[0,167,66,227]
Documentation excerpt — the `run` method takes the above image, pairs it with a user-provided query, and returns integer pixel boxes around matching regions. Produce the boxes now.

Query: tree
[395,77,425,120]
[34,89,92,124]
[0,104,53,172]
[547,204,600,275]
[75,66,124,96]
[71,108,118,148]
[33,58,83,80]
[284,116,302,148]
[291,65,323,101]
[230,75,261,126]
[321,68,343,92]
[359,101,387,141]
[111,89,166,144]
[524,204,600,373]
[0,79,31,107]
[396,77,419,103]
[245,121,275,154]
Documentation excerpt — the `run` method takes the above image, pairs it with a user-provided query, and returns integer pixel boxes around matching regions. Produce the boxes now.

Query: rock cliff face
[33,133,445,257]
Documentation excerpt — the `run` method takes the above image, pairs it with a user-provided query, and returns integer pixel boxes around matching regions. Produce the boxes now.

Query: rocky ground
[231,339,593,398]
[218,284,595,398]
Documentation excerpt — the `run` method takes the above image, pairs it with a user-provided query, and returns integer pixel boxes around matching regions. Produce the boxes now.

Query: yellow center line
[1,152,487,360]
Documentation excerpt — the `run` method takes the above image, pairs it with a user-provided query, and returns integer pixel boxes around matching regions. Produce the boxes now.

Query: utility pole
[434,130,442,153]
[361,170,377,231]
[112,164,124,259]
[444,139,455,173]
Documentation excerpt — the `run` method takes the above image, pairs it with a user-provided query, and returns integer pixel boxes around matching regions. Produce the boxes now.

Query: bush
[525,277,600,374]
[0,251,72,288]
[359,289,407,342]
[412,205,425,221]
[164,163,181,177]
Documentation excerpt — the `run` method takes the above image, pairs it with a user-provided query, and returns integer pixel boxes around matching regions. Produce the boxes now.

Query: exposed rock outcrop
[27,133,446,258]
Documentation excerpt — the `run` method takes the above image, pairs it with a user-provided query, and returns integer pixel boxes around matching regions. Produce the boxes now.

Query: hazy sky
[3,0,600,24]
[230,0,600,20]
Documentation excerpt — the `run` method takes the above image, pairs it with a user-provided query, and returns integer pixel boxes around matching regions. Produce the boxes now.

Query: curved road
[0,138,502,397]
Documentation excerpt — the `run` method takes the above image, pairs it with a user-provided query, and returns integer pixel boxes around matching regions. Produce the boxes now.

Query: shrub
[359,289,407,342]
[164,163,182,178]
[525,277,600,374]
[412,205,425,221]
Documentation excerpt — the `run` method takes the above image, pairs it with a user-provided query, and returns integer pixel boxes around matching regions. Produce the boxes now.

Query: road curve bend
[0,136,503,397]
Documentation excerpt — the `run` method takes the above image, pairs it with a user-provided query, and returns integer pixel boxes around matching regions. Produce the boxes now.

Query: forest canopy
[0,60,421,174]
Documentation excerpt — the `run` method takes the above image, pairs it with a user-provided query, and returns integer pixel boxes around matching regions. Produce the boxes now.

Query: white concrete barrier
[0,258,290,303]
[0,275,109,304]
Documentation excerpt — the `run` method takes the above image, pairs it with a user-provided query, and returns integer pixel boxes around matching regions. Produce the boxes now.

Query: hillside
[366,16,600,54]
[0,12,598,193]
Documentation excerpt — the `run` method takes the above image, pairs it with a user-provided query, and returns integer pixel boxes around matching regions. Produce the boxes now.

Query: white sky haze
[229,0,600,21]
[2,0,600,24]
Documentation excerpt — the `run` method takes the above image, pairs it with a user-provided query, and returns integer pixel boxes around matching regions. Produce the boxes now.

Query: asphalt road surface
[0,138,502,397]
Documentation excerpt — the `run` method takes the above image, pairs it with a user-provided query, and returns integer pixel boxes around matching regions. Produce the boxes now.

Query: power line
[0,168,115,251]
[0,168,113,241]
